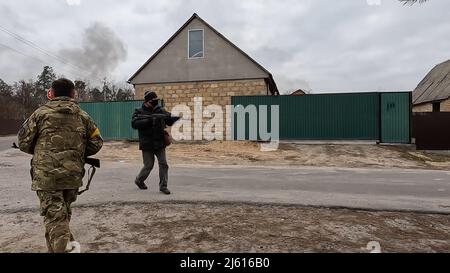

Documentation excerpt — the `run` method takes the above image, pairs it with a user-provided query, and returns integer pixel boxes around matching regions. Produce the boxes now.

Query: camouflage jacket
[18,97,103,191]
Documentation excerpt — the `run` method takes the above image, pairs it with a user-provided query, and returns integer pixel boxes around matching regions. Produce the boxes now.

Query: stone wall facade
[413,99,450,113]
[413,103,432,113]
[134,79,269,140]
[441,99,450,112]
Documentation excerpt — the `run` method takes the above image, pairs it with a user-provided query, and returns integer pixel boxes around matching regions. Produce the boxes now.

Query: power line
[0,42,46,64]
[0,25,103,82]
[0,25,82,71]
[0,42,93,81]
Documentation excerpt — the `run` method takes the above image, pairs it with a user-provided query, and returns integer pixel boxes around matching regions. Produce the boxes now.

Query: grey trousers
[135,148,169,190]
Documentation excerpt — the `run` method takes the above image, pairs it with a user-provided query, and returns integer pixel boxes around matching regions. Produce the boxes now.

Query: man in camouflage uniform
[18,78,103,253]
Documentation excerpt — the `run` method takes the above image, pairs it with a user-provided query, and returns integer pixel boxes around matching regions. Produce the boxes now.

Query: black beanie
[144,91,158,102]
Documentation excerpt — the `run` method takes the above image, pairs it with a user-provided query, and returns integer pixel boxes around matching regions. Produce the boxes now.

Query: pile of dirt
[1,202,448,253]
[97,141,450,170]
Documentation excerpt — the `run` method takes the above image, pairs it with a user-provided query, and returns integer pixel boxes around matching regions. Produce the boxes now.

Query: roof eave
[414,98,448,106]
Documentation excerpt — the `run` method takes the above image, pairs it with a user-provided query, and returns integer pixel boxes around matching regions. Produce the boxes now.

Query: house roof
[128,13,279,95]
[413,59,450,105]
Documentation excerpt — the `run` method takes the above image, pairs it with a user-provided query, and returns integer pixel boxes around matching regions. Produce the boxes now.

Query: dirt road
[1,202,449,253]
[2,148,450,213]
[98,141,450,170]
[1,139,449,253]
[0,135,15,152]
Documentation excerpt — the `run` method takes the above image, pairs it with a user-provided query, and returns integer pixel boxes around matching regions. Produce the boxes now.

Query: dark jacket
[132,104,174,151]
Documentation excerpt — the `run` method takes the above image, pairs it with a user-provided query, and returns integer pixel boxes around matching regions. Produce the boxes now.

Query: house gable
[128,14,278,94]
[413,59,450,105]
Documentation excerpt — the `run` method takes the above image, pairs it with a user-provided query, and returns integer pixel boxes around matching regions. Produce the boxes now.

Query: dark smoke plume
[59,22,127,81]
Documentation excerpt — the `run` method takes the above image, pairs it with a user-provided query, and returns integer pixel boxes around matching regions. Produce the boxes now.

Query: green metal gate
[79,100,143,141]
[380,92,412,143]
[232,92,411,143]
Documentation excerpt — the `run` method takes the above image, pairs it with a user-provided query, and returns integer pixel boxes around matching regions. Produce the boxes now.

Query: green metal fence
[80,92,411,144]
[80,100,143,141]
[232,92,411,143]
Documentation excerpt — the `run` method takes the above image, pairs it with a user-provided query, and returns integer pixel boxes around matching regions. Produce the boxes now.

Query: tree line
[0,66,135,120]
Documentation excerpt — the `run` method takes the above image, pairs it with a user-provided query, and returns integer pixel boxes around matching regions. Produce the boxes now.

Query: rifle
[134,113,181,127]
[12,142,100,195]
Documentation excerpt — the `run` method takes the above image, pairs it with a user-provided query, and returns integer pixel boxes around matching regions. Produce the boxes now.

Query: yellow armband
[90,128,101,138]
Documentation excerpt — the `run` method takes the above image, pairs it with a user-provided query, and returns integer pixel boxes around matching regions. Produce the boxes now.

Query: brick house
[128,13,278,138]
[413,59,450,112]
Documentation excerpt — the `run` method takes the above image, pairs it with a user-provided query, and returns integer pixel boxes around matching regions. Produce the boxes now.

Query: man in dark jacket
[131,91,177,195]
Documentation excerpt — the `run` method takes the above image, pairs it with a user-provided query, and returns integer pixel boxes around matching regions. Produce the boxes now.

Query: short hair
[52,78,75,97]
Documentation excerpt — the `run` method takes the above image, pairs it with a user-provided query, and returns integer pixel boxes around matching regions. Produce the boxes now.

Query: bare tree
[0,79,13,97]
[35,66,56,106]
[74,80,90,102]
[115,87,135,101]
[14,80,38,119]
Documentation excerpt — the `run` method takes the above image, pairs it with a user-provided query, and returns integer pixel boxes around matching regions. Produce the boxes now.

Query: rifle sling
[78,165,96,195]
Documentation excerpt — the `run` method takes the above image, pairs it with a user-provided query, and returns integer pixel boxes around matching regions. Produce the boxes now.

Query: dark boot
[160,188,171,195]
[135,181,148,190]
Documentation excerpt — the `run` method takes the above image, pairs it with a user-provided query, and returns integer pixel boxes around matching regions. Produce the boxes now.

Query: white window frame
[188,29,205,59]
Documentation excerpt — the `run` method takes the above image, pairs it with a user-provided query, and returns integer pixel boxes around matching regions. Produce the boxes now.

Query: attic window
[188,29,204,58]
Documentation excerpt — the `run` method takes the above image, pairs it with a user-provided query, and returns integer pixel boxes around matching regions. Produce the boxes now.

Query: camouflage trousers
[36,190,78,253]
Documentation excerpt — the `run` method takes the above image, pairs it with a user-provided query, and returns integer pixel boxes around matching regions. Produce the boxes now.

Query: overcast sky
[0,0,449,94]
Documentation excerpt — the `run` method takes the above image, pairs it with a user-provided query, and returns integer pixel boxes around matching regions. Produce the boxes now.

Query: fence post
[377,92,382,144]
